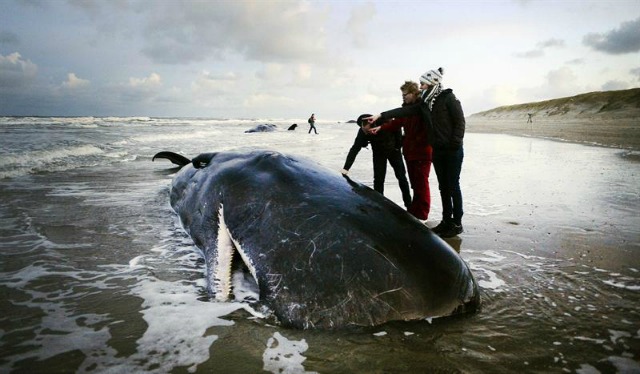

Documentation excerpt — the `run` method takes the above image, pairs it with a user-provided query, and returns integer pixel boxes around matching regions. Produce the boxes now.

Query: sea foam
[0,144,104,178]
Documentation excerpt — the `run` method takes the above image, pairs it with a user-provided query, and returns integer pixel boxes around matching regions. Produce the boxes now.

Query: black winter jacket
[342,127,402,170]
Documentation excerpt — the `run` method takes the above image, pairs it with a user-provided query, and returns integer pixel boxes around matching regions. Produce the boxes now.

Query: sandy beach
[1,117,638,373]
[466,117,640,151]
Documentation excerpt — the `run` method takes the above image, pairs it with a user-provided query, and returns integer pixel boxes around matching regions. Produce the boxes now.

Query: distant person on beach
[364,67,466,238]
[368,81,433,220]
[308,113,318,134]
[527,113,533,123]
[341,114,412,209]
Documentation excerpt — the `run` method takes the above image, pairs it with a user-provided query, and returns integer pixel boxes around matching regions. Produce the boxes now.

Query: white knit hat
[420,67,444,85]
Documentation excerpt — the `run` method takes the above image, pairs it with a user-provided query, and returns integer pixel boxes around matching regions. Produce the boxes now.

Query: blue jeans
[432,147,464,225]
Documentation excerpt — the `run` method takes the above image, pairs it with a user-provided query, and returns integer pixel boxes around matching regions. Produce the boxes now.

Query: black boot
[431,221,450,234]
[439,223,463,238]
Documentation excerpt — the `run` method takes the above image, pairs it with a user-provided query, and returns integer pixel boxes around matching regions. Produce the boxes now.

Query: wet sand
[466,116,640,151]
[458,117,640,273]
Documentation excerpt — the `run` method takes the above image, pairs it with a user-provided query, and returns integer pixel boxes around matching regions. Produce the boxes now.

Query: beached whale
[245,124,277,133]
[153,149,479,329]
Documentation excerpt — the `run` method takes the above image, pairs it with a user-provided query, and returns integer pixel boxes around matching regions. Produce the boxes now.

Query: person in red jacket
[369,81,432,220]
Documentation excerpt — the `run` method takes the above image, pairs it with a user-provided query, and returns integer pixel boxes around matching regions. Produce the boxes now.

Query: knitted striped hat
[420,67,444,85]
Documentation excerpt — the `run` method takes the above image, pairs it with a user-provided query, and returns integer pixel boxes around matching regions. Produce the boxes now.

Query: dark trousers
[308,124,318,134]
[432,147,464,225]
[372,149,412,209]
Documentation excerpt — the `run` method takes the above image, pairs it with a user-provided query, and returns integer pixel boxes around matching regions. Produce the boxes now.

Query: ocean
[0,116,638,373]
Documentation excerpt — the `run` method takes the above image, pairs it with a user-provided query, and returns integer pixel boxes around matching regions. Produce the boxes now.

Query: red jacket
[380,115,432,161]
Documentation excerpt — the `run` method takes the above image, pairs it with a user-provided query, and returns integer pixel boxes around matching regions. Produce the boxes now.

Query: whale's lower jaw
[211,204,259,301]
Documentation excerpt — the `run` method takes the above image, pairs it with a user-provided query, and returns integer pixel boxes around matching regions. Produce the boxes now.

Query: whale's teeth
[213,204,234,301]
[211,204,259,302]
[228,233,258,292]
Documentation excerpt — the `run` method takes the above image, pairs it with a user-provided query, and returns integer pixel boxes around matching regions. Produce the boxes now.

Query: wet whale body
[245,123,277,133]
[153,149,480,329]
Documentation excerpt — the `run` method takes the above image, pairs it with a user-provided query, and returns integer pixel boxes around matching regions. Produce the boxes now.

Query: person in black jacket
[341,114,412,209]
[364,68,466,238]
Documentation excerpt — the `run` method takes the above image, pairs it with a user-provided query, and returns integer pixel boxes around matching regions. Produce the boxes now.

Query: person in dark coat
[364,68,466,238]
[341,114,412,209]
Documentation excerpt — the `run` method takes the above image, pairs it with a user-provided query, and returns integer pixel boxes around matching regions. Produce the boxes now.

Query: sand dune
[466,88,640,150]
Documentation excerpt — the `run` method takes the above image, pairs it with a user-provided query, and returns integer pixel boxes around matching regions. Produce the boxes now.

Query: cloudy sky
[1,0,639,120]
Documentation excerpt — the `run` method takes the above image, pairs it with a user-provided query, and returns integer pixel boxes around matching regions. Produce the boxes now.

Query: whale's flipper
[152,151,191,167]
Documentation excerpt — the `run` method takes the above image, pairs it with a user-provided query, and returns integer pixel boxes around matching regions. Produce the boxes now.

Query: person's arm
[364,103,421,125]
[342,129,368,172]
[369,118,402,135]
[381,103,421,121]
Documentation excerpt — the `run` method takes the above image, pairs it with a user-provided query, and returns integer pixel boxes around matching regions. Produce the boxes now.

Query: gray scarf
[421,84,443,110]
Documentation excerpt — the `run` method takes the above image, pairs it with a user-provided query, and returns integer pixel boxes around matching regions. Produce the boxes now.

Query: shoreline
[466,117,640,152]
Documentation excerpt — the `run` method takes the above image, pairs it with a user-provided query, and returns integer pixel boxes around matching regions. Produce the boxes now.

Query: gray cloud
[64,1,329,65]
[0,52,37,88]
[138,2,328,65]
[601,80,629,91]
[545,66,579,93]
[67,0,131,19]
[515,66,585,103]
[61,72,90,89]
[515,49,544,58]
[16,0,48,8]
[631,67,640,81]
[538,39,565,48]
[345,2,376,48]
[516,38,565,58]
[583,17,640,54]
[0,30,19,45]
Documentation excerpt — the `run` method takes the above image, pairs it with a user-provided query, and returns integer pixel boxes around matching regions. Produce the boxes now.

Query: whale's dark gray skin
[153,149,479,329]
[245,124,277,133]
